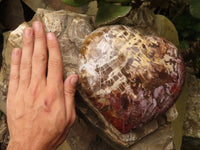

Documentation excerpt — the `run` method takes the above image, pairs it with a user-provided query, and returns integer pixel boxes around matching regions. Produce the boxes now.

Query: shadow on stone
[181,136,200,150]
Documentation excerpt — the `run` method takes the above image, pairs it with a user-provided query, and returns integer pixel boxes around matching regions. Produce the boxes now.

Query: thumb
[64,74,79,100]
[64,74,78,125]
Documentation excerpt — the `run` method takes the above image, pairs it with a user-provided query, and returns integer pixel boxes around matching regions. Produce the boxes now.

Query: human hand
[6,21,78,150]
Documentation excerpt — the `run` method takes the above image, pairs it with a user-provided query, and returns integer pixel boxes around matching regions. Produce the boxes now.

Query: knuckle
[64,88,75,96]
[35,31,45,40]
[48,41,58,49]
[48,58,61,68]
[20,60,32,71]
[49,90,57,99]
[11,59,20,66]
[48,87,58,99]
[23,38,33,46]
[20,74,31,84]
[33,54,46,63]
[9,73,20,81]
[29,83,38,97]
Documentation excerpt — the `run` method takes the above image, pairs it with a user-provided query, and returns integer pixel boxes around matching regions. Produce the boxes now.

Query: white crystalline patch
[96,38,112,54]
[80,25,180,101]
[9,23,29,48]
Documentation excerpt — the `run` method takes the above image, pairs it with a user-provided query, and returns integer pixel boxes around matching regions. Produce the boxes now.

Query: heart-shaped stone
[79,25,184,134]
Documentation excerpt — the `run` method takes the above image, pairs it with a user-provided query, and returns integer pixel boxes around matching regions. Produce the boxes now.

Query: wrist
[7,141,33,150]
[7,141,27,150]
[7,140,50,150]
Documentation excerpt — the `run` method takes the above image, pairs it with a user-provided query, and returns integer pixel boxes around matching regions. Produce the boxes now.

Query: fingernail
[70,76,78,86]
[34,21,42,31]
[24,28,32,37]
[47,33,54,40]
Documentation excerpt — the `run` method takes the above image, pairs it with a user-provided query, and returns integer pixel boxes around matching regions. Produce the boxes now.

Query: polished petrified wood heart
[79,25,184,134]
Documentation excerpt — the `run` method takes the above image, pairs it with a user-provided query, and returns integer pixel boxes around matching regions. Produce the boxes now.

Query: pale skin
[6,21,79,150]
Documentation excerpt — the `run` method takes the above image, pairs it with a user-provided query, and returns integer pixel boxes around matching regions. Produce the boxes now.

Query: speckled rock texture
[184,74,200,138]
[0,8,181,148]
[22,0,88,13]
[181,74,200,150]
[0,114,9,150]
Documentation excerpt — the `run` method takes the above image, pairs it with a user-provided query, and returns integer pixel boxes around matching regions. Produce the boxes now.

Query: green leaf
[62,0,91,7]
[190,0,200,19]
[153,15,179,47]
[180,40,190,49]
[95,1,132,26]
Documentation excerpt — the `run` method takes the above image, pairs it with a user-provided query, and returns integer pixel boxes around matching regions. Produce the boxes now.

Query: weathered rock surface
[0,114,9,150]
[129,123,174,150]
[184,74,200,138]
[182,74,200,149]
[0,8,180,149]
[0,115,7,143]
[22,0,87,13]
[63,114,175,150]
[0,31,12,115]
[181,136,200,150]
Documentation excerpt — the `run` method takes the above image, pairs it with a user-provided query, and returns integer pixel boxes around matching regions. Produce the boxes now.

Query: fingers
[64,75,78,123]
[47,33,63,85]
[31,21,47,84]
[19,28,33,89]
[8,48,22,95]
[9,21,63,93]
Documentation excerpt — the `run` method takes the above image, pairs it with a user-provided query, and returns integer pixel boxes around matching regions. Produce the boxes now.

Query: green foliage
[153,15,179,47]
[95,1,132,26]
[180,40,190,49]
[171,2,200,77]
[173,13,200,49]
[62,0,91,7]
[190,0,200,19]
